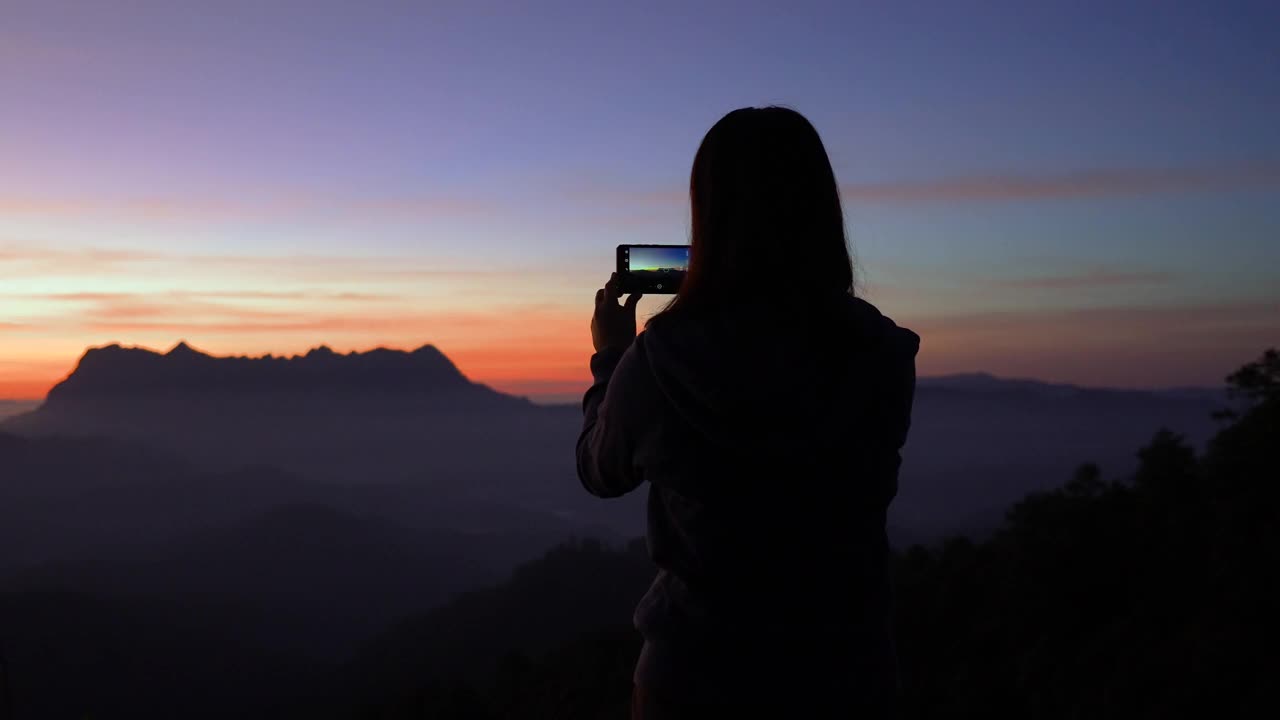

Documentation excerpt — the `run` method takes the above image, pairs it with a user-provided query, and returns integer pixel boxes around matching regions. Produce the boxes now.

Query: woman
[578,107,919,719]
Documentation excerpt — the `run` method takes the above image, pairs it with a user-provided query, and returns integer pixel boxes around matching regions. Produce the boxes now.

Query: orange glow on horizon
[1,298,1276,400]
[0,341,597,402]
[0,378,63,400]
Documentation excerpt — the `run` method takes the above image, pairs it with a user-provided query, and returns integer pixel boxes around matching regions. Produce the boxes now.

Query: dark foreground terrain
[309,349,1278,719]
[1,346,1270,718]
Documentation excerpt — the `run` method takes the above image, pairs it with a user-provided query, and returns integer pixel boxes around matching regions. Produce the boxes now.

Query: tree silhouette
[0,643,11,720]
[890,348,1279,719]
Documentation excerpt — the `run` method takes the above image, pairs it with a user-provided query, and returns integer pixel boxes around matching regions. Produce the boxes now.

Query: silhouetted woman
[578,107,919,719]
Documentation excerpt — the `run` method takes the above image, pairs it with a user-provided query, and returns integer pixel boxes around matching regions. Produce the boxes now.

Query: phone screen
[627,246,689,274]
[618,245,689,294]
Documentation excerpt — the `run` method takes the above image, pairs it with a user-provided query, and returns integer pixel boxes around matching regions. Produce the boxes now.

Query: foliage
[893,349,1278,718]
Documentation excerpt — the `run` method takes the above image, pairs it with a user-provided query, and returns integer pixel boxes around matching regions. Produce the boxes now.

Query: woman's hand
[591,273,643,353]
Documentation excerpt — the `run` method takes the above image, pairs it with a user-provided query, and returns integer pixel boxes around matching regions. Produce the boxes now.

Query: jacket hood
[641,296,919,457]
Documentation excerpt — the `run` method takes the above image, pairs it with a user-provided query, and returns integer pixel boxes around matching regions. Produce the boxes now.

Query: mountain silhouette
[1,342,629,529]
[917,372,1083,396]
[2,342,1224,543]
[43,341,506,401]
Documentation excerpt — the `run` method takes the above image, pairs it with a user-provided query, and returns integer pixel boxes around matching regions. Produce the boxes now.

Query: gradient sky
[2,0,1278,400]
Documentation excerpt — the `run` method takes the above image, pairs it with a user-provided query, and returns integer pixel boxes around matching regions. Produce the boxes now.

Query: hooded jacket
[577,295,919,703]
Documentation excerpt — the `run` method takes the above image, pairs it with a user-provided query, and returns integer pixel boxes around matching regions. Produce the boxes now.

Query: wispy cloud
[995,270,1175,290]
[0,243,547,283]
[840,164,1280,204]
[916,300,1278,330]
[66,298,363,328]
[9,290,395,303]
[0,245,168,275]
[565,158,1280,210]
[570,162,1280,209]
[77,306,584,340]
[0,193,500,220]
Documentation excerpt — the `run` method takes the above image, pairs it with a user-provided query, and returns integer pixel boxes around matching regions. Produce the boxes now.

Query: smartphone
[616,244,689,294]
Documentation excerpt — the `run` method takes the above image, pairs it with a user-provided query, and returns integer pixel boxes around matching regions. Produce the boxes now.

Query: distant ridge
[918,372,1082,395]
[917,372,1221,399]
[43,341,484,404]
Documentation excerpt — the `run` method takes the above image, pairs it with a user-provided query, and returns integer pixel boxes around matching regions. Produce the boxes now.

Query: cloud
[0,245,169,276]
[995,270,1175,290]
[0,245,158,264]
[0,243,548,284]
[77,308,582,340]
[8,292,310,318]
[190,290,392,301]
[10,290,395,303]
[570,162,1280,209]
[0,291,411,341]
[916,300,1278,331]
[840,164,1280,204]
[52,298,585,346]
[0,193,500,221]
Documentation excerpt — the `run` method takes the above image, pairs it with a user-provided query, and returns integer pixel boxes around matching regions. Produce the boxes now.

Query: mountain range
[2,341,1226,543]
[43,341,511,401]
[4,342,614,529]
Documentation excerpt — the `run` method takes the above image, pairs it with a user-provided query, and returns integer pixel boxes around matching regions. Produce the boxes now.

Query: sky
[2,0,1278,401]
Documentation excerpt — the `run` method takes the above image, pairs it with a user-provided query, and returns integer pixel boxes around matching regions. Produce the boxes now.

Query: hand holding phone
[592,273,642,352]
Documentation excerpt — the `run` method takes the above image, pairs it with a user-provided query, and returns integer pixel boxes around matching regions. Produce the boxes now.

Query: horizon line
[0,365,1226,405]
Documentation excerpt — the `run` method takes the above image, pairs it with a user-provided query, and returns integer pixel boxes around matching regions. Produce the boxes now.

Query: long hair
[654,106,853,321]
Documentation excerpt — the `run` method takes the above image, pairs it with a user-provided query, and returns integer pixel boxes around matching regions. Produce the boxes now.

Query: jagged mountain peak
[44,341,486,403]
[166,340,207,358]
